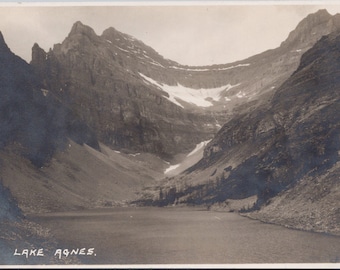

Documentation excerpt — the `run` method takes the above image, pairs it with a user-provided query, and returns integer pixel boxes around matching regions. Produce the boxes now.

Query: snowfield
[164,164,181,174]
[187,140,211,157]
[139,73,239,108]
[164,140,211,175]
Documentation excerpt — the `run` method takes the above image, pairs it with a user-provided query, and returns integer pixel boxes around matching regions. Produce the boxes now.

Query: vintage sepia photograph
[0,0,339,268]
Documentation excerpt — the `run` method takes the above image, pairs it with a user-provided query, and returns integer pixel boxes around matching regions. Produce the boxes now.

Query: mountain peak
[102,26,118,35]
[68,21,97,38]
[31,42,47,69]
[281,9,334,48]
[313,8,331,18]
[303,9,331,25]
[101,26,121,40]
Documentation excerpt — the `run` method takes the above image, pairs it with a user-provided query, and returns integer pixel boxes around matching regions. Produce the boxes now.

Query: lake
[29,206,340,265]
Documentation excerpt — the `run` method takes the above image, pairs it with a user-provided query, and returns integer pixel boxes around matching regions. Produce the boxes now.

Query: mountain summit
[281,9,339,48]
[68,20,98,38]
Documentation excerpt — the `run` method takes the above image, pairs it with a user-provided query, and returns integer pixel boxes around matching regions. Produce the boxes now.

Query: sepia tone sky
[1,2,340,66]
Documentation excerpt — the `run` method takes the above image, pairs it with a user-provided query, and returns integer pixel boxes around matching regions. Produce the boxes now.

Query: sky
[1,1,340,66]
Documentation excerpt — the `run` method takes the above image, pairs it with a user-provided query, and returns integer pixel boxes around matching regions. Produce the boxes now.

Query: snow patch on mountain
[139,73,239,108]
[164,164,180,174]
[215,63,251,71]
[129,153,141,157]
[149,61,165,68]
[142,54,165,68]
[187,140,211,157]
[236,91,247,98]
[169,63,250,72]
[115,46,129,53]
[164,140,211,176]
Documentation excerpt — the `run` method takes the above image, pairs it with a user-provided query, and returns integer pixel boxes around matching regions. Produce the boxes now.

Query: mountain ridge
[30,10,340,161]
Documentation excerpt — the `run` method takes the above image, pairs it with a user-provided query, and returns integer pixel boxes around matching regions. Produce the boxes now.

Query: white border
[0,0,339,7]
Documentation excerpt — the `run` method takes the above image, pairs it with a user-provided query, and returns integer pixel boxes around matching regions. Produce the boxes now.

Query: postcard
[0,1,339,268]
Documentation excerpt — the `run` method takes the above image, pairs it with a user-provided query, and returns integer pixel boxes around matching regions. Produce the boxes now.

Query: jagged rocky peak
[32,42,45,53]
[101,26,122,40]
[31,43,46,65]
[101,25,141,49]
[101,26,148,50]
[101,24,173,67]
[68,21,98,38]
[56,21,101,54]
[302,9,331,25]
[281,9,336,48]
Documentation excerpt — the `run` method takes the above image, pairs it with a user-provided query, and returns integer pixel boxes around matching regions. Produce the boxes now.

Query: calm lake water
[29,207,340,265]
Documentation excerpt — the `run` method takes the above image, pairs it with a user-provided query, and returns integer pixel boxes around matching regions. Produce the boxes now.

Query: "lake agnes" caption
[13,248,96,259]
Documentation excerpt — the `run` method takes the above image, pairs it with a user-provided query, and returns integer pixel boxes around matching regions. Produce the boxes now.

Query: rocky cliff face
[0,31,62,167]
[31,22,219,158]
[0,31,98,167]
[31,10,340,159]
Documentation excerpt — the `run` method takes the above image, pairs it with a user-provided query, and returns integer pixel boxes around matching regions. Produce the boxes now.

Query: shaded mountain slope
[0,31,98,168]
[0,31,62,167]
[0,140,164,214]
